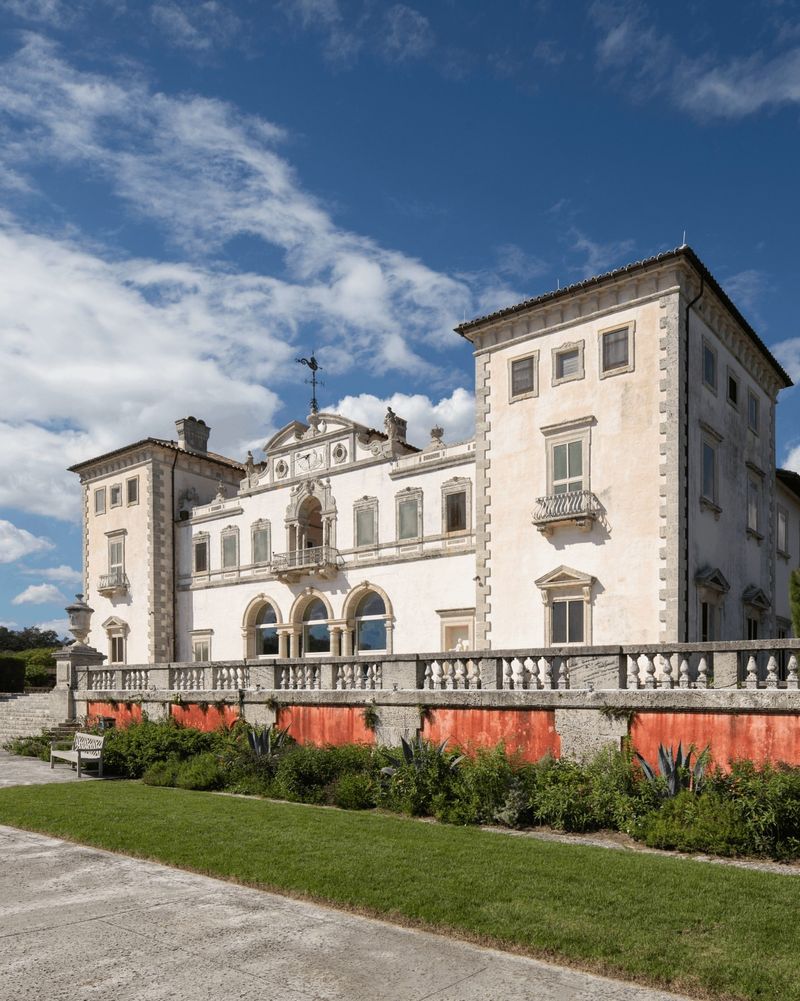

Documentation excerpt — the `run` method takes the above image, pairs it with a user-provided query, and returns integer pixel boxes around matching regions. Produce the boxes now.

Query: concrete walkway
[0,825,693,1001]
[0,748,99,787]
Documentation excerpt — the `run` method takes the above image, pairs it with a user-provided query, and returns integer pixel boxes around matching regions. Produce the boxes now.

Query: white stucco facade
[70,247,800,664]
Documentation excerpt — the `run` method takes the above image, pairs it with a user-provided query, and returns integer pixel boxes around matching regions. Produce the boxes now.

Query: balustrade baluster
[643,654,656,689]
[659,654,673,689]
[502,659,512,689]
[696,656,709,689]
[626,655,639,690]
[557,658,569,690]
[522,657,535,690]
[454,659,466,689]
[466,659,479,689]
[539,657,553,689]
[678,657,690,689]
[766,655,779,689]
[787,654,799,690]
[431,660,443,690]
[745,655,758,689]
[335,664,344,690]
[510,657,524,689]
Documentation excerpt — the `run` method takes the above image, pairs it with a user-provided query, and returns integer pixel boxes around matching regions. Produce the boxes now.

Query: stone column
[277,629,290,659]
[52,644,107,723]
[330,626,342,658]
[340,628,353,657]
[289,629,300,658]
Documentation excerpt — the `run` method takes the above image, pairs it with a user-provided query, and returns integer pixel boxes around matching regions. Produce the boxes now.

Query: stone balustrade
[71,640,800,697]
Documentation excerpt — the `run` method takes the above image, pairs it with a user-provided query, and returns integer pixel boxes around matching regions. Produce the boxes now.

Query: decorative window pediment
[534,565,595,591]
[742,586,771,612]
[101,616,129,635]
[694,566,730,595]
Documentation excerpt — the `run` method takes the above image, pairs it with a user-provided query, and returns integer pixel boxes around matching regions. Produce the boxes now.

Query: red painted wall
[422,708,560,763]
[87,701,142,728]
[632,712,800,769]
[277,705,376,746]
[170,703,240,731]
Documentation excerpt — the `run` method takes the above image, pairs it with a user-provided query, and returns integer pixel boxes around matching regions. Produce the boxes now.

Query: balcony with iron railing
[532,490,601,534]
[271,545,341,582]
[97,570,130,596]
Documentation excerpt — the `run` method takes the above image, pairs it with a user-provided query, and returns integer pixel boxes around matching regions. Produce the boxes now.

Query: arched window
[255,603,279,656]
[302,598,330,654]
[354,591,387,653]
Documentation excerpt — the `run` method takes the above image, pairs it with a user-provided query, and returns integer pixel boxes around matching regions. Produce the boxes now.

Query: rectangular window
[109,484,122,507]
[445,491,467,533]
[222,532,238,569]
[702,440,717,503]
[252,526,270,564]
[356,507,376,547]
[193,640,210,662]
[552,439,583,494]
[746,616,759,641]
[94,488,106,515]
[398,497,419,540]
[747,477,760,534]
[702,341,717,391]
[601,327,629,372]
[126,477,139,505]
[110,636,125,664]
[193,538,208,574]
[778,508,789,554]
[555,348,581,381]
[727,371,739,408]
[701,602,716,642]
[108,538,124,578]
[551,598,584,644]
[510,356,535,398]
[748,390,760,433]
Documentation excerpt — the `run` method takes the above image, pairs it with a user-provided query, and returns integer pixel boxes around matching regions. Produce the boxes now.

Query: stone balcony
[532,490,601,535]
[271,545,341,583]
[97,570,130,597]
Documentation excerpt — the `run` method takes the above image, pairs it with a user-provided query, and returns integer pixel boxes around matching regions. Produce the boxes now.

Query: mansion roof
[454,245,792,390]
[68,437,245,474]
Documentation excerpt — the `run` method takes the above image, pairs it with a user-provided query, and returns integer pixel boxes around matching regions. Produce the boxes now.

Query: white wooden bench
[50,733,105,778]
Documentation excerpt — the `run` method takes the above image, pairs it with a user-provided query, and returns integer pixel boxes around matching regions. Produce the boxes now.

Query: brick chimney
[175,416,210,454]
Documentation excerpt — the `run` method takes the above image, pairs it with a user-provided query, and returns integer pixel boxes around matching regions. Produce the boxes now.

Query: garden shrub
[709,760,800,859]
[3,730,54,761]
[175,752,225,791]
[379,739,463,817]
[434,744,517,825]
[332,771,377,810]
[636,790,750,856]
[272,744,340,803]
[102,719,219,778]
[142,757,181,787]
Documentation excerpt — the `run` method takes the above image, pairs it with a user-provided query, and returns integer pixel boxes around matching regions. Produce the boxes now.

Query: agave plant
[247,723,291,759]
[380,734,465,778]
[634,742,709,798]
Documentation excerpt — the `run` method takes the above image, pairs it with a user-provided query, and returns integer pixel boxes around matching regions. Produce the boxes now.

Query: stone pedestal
[51,644,107,723]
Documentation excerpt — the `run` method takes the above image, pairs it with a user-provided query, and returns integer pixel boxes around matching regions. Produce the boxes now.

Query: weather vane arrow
[297,352,323,414]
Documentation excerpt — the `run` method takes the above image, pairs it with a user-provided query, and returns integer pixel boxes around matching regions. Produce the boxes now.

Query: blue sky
[1,0,799,636]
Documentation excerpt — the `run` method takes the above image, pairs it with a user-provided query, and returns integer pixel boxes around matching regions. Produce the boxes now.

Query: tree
[0,625,63,652]
[791,569,800,639]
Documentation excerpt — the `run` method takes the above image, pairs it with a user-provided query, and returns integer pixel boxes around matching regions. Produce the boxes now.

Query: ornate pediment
[101,616,129,634]
[264,412,373,454]
[694,566,730,594]
[742,585,771,611]
[534,565,595,590]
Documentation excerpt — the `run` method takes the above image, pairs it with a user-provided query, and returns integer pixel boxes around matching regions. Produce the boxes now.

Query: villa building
[68,246,800,667]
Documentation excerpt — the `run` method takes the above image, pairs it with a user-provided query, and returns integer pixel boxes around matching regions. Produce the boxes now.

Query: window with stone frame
[192,634,211,662]
[747,476,761,536]
[110,634,125,664]
[599,323,634,377]
[441,478,472,536]
[748,389,760,434]
[727,369,739,409]
[251,520,271,565]
[126,476,139,505]
[778,506,789,556]
[94,487,106,515]
[396,488,423,542]
[508,351,538,401]
[108,535,125,580]
[193,535,209,574]
[701,438,718,505]
[702,339,717,392]
[110,483,122,507]
[552,341,585,385]
[221,527,239,570]
[535,566,594,647]
[354,497,378,548]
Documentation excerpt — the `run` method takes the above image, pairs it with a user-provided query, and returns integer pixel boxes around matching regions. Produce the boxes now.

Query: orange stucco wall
[277,705,376,746]
[170,703,240,731]
[422,708,560,762]
[87,701,142,728]
[631,712,800,769]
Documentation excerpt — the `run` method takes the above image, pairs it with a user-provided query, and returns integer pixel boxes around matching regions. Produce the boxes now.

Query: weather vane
[296,352,323,414]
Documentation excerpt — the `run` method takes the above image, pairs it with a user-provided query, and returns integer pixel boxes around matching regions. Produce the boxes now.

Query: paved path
[0,748,99,787]
[0,825,693,1001]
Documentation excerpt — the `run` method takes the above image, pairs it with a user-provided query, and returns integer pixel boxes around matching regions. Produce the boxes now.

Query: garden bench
[50,732,105,778]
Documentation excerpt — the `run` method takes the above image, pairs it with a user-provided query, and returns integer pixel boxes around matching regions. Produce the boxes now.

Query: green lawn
[1,783,798,1000]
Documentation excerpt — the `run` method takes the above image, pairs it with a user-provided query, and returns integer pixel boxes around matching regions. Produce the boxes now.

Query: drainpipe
[170,450,179,662]
[683,273,704,642]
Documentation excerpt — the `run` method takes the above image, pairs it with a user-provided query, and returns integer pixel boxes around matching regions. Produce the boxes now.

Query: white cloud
[383,5,434,62]
[34,616,70,636]
[0,520,54,563]
[0,36,495,519]
[567,229,636,277]
[678,48,800,118]
[12,582,66,605]
[722,269,771,327]
[332,387,475,446]
[21,564,82,584]
[0,620,20,629]
[150,1,241,52]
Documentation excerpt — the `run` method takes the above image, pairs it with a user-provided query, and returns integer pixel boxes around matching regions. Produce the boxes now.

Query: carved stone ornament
[430,425,444,446]
[332,443,347,464]
[214,479,226,502]
[275,459,288,479]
